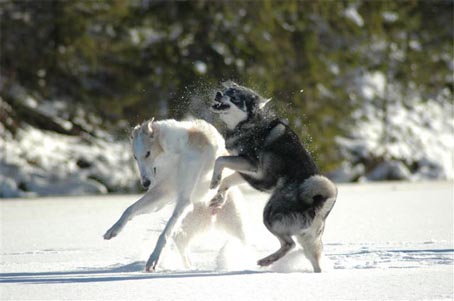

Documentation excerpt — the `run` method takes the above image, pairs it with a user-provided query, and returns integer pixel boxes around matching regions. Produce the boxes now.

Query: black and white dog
[210,82,337,272]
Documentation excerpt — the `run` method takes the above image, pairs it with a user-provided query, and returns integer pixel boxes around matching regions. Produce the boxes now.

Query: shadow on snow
[0,262,266,284]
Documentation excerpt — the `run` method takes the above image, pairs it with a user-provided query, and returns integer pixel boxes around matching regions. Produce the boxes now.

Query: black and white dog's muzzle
[211,91,231,112]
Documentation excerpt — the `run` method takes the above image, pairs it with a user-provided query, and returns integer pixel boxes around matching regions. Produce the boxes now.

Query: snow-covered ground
[1,181,453,300]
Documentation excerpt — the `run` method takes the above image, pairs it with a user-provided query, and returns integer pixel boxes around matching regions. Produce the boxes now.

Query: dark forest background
[1,0,453,173]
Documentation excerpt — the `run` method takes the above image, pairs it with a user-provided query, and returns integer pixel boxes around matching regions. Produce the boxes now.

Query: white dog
[104,118,246,271]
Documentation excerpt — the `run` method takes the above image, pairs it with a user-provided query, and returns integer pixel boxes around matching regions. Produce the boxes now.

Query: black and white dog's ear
[258,98,272,110]
[222,80,239,89]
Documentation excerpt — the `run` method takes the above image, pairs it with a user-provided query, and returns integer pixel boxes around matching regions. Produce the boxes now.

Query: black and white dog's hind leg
[173,203,214,268]
[258,188,300,268]
[258,176,336,272]
[296,231,324,273]
[257,234,296,267]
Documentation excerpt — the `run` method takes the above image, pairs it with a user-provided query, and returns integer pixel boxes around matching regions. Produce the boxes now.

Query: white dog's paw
[103,224,121,240]
[209,192,225,214]
[145,252,160,272]
[210,173,222,189]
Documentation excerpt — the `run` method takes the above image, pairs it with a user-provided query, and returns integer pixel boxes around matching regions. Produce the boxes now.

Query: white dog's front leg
[145,199,191,272]
[210,156,257,189]
[104,188,165,240]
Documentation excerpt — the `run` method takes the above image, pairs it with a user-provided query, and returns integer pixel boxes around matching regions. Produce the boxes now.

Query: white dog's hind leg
[173,203,214,268]
[215,189,247,244]
[104,188,166,240]
[145,155,206,271]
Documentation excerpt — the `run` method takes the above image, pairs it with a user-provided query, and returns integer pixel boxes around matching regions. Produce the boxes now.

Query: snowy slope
[0,125,137,198]
[1,182,453,300]
[333,73,454,183]
[2,81,453,198]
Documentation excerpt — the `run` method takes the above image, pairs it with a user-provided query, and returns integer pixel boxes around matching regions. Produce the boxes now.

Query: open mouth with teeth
[211,102,230,111]
[211,91,231,112]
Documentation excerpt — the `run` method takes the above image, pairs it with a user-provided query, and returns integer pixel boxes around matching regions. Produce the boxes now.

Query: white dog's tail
[299,175,337,216]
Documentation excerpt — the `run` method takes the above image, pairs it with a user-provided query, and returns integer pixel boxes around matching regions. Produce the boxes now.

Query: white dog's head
[211,81,271,130]
[131,118,163,189]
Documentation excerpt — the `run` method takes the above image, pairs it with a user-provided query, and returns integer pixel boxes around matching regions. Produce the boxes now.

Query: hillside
[1,1,452,197]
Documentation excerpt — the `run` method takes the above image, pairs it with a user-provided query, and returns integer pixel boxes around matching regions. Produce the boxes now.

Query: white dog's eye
[145,151,150,158]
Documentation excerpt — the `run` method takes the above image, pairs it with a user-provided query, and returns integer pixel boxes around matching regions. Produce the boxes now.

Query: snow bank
[0,125,137,197]
[332,72,453,182]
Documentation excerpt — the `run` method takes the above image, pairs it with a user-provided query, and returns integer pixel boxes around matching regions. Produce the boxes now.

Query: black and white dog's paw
[257,255,277,267]
[209,192,225,214]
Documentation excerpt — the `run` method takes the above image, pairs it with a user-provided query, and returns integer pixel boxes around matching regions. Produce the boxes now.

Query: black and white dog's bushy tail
[299,175,337,214]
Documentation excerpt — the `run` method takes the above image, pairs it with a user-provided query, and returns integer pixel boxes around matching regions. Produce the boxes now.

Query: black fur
[213,83,337,271]
[223,103,319,192]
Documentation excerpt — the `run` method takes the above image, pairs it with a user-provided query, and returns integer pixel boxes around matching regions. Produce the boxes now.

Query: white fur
[217,95,248,130]
[104,119,246,271]
[300,175,338,206]
[212,84,271,130]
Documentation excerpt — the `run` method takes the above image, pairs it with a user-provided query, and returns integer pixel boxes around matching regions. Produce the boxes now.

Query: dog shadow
[0,262,265,284]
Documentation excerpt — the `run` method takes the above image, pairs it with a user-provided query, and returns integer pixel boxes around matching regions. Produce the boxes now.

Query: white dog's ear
[147,118,154,137]
[147,118,158,138]
[131,124,141,141]
[258,98,272,109]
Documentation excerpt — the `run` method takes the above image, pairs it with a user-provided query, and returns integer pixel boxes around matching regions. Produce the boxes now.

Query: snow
[2,79,453,198]
[333,92,454,182]
[1,125,137,198]
[194,61,207,75]
[1,181,453,300]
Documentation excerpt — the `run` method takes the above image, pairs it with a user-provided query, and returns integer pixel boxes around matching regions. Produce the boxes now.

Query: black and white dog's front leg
[209,172,245,214]
[210,156,257,189]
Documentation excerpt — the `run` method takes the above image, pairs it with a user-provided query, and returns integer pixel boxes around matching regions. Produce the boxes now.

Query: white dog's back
[153,119,225,157]
[147,119,230,204]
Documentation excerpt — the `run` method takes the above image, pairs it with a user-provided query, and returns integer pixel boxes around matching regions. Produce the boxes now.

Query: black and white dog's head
[211,81,271,130]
